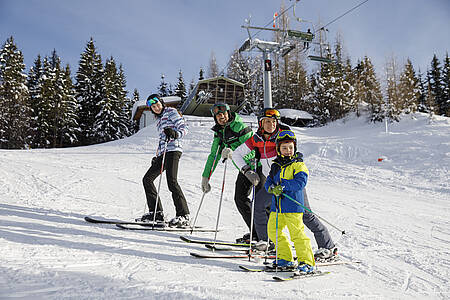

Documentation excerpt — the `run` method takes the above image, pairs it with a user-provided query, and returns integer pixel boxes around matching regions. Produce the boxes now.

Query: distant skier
[265,129,315,273]
[304,28,312,49]
[138,94,190,227]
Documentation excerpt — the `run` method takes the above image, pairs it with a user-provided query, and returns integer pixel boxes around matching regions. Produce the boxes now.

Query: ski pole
[152,138,169,230]
[190,146,221,234]
[282,192,346,235]
[248,164,257,261]
[275,196,279,273]
[213,159,227,250]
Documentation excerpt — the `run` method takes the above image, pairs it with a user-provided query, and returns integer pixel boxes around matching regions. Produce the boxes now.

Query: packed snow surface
[0,113,449,299]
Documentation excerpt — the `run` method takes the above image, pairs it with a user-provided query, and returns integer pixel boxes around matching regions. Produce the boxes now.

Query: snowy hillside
[0,113,449,299]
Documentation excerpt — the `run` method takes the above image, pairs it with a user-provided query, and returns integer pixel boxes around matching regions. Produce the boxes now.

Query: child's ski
[239,260,361,272]
[273,271,330,281]
[190,251,276,259]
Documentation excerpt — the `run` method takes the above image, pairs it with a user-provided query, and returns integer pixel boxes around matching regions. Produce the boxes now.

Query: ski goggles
[210,103,230,116]
[277,130,296,140]
[146,96,160,106]
[260,108,281,120]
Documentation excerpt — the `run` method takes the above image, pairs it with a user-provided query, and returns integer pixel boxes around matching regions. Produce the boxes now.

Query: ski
[273,271,330,281]
[84,216,164,227]
[239,260,361,272]
[179,235,250,247]
[205,244,251,252]
[116,224,218,232]
[189,251,276,259]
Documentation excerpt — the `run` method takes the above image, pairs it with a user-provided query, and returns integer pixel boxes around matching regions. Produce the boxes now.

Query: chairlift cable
[316,0,370,33]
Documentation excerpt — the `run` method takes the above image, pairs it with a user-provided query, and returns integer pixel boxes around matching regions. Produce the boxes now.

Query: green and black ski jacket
[202,112,253,178]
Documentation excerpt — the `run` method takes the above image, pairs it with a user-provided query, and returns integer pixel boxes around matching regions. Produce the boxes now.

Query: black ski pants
[142,151,189,217]
[234,169,271,241]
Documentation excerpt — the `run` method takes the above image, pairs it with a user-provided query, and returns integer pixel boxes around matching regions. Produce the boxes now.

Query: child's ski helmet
[276,130,297,155]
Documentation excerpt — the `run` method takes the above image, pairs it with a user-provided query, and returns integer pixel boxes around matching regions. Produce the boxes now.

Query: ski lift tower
[239,23,299,108]
[239,20,314,108]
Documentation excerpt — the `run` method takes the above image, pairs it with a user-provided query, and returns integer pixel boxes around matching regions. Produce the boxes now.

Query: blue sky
[1,0,449,99]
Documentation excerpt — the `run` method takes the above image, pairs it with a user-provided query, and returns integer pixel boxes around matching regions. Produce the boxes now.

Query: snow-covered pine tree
[249,56,264,114]
[75,38,104,145]
[328,36,354,121]
[174,69,187,108]
[208,51,219,78]
[227,49,252,110]
[416,69,428,113]
[428,54,444,116]
[117,64,133,138]
[40,55,58,147]
[130,88,140,133]
[158,74,170,97]
[93,57,127,143]
[0,37,31,149]
[398,58,420,114]
[384,56,402,122]
[284,49,309,111]
[341,57,356,118]
[357,56,383,122]
[48,49,77,148]
[306,64,333,125]
[27,54,44,148]
[227,49,263,114]
[58,64,79,147]
[441,52,450,116]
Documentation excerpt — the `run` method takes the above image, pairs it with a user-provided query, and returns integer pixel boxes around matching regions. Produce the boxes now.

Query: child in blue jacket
[265,130,315,273]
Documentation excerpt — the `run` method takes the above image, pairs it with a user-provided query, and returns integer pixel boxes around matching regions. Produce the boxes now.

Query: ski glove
[164,127,178,140]
[201,176,211,193]
[268,185,284,197]
[241,165,260,186]
[221,147,233,160]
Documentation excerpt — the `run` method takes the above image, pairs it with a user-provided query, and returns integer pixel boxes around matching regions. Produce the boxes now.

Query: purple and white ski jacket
[156,107,189,156]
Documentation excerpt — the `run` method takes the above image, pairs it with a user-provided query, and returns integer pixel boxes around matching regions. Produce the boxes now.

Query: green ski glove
[268,185,283,196]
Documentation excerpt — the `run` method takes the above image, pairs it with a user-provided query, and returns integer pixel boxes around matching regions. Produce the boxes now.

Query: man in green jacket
[201,103,258,235]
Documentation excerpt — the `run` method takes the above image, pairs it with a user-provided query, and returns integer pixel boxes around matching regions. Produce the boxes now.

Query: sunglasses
[277,130,296,139]
[262,108,280,119]
[210,104,229,116]
[146,97,160,106]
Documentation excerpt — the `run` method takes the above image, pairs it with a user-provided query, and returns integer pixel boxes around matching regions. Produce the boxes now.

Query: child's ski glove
[268,185,284,196]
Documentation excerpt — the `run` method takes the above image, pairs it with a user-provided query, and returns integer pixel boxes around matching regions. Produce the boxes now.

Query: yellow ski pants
[267,212,315,266]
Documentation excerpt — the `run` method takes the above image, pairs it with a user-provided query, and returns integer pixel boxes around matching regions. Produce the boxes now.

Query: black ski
[116,224,217,232]
[273,270,330,281]
[179,235,249,247]
[84,216,164,227]
[205,244,252,251]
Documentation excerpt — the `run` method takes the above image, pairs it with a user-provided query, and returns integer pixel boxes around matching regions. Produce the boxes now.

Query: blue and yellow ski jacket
[264,153,309,213]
